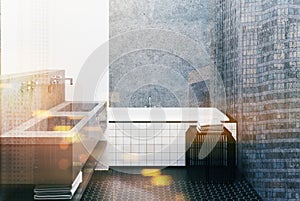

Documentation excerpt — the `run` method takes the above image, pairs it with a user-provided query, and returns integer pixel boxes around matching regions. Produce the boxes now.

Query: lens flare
[62,134,80,143]
[71,133,81,143]
[54,126,72,131]
[58,159,70,170]
[150,175,172,186]
[0,83,12,89]
[68,116,84,120]
[175,193,186,201]
[141,169,161,177]
[59,141,69,150]
[62,137,73,143]
[79,154,88,163]
[83,126,102,132]
[32,110,52,118]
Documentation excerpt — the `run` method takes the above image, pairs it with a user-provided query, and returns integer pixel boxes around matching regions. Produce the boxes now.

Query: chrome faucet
[148,95,152,107]
[50,76,73,85]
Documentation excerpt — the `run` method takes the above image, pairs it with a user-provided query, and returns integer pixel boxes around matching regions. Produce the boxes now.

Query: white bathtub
[108,107,229,124]
[105,107,231,167]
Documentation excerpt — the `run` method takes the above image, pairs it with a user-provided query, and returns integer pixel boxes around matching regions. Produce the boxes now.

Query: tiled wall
[107,122,189,166]
[213,0,300,200]
[0,70,65,135]
[188,66,211,107]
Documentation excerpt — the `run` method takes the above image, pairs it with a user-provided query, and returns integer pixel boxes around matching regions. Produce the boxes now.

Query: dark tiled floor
[0,184,34,201]
[81,167,262,201]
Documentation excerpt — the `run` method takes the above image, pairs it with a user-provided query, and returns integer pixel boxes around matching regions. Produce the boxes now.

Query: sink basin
[0,101,107,186]
[58,103,97,112]
[26,116,83,131]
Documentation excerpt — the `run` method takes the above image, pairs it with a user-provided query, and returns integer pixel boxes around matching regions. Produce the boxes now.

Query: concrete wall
[109,0,211,107]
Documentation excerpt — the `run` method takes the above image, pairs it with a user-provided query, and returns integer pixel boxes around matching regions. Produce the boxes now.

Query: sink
[1,101,107,186]
[26,116,83,131]
[58,103,97,112]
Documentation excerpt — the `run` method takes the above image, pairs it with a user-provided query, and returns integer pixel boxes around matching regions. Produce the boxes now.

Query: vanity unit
[0,101,107,200]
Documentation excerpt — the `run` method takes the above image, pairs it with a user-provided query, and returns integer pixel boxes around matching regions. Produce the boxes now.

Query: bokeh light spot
[54,126,72,131]
[151,175,172,186]
[32,110,51,118]
[58,159,70,170]
[141,169,161,177]
[79,154,88,163]
[59,141,69,150]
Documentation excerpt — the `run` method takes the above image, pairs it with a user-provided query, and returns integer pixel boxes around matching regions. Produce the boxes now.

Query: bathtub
[106,107,231,167]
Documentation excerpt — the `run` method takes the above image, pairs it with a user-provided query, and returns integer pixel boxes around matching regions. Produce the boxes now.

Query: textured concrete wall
[109,0,211,107]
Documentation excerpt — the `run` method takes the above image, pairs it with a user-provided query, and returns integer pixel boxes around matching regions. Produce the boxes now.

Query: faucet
[148,95,152,107]
[50,76,73,85]
[48,76,73,93]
